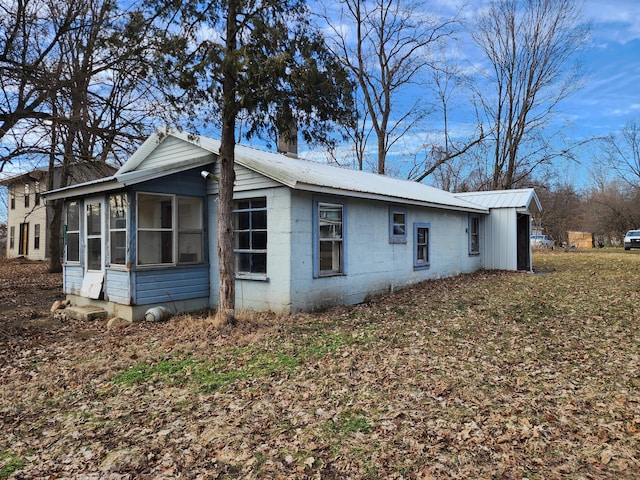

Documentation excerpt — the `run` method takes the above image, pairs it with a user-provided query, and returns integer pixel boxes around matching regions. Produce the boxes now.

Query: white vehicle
[530,234,554,248]
[623,230,640,250]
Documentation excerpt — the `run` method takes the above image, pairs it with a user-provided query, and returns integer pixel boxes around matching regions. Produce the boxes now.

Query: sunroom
[47,164,213,321]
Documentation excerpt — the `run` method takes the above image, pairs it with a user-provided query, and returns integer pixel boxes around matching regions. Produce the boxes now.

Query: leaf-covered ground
[1,251,639,479]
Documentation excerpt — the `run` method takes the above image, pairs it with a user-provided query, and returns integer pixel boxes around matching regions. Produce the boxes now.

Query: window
[469,215,480,255]
[66,201,80,262]
[109,194,128,265]
[178,196,203,264]
[9,226,15,250]
[414,222,430,269]
[389,207,407,243]
[34,224,40,250]
[24,183,29,208]
[10,186,15,210]
[233,198,267,275]
[315,200,345,276]
[35,181,40,206]
[137,193,203,266]
[138,193,174,265]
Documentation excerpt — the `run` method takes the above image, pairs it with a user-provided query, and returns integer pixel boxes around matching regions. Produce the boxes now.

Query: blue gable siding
[129,168,208,197]
[133,266,209,305]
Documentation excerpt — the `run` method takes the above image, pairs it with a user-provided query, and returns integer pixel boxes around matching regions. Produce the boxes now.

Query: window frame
[389,206,408,244]
[136,192,204,267]
[35,181,40,206]
[34,224,40,250]
[108,193,128,266]
[313,198,347,277]
[9,186,15,210]
[24,183,30,208]
[9,226,15,250]
[469,215,480,256]
[65,201,81,263]
[233,197,268,278]
[413,222,430,270]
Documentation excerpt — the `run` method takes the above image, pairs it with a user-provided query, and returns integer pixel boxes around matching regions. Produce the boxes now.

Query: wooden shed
[568,231,594,249]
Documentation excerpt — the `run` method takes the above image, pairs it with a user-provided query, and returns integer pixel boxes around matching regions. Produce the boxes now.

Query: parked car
[531,234,554,248]
[623,230,640,250]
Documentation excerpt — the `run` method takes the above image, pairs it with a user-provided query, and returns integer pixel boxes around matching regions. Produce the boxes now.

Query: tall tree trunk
[216,0,238,325]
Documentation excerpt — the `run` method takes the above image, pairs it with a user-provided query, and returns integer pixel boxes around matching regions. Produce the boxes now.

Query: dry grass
[1,251,639,479]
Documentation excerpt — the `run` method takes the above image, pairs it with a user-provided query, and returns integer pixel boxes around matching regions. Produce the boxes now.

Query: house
[43,129,541,320]
[1,163,116,261]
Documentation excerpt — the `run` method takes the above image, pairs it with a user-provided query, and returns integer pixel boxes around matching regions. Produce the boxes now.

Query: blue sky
[1,0,639,223]
[566,0,640,137]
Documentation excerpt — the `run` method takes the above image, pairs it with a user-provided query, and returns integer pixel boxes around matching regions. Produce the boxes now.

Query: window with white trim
[9,226,15,250]
[109,193,128,265]
[316,201,344,276]
[137,193,203,266]
[10,186,15,209]
[233,198,267,275]
[414,222,430,269]
[389,207,407,243]
[66,201,80,262]
[34,224,40,250]
[469,215,480,255]
[24,183,29,208]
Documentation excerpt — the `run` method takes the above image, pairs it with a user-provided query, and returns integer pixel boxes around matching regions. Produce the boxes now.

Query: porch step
[65,305,109,321]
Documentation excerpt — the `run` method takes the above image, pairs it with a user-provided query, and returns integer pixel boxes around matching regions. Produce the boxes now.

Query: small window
[9,226,15,249]
[35,181,41,206]
[34,224,40,250]
[66,201,80,262]
[10,186,15,210]
[315,200,345,276]
[469,215,480,255]
[24,183,30,208]
[414,222,430,269]
[389,207,407,243]
[109,194,128,265]
[233,197,267,275]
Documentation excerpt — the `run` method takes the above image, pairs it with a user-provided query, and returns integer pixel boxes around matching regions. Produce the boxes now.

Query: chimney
[277,110,298,158]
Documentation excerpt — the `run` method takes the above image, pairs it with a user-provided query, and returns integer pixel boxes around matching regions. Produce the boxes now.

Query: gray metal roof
[46,128,519,215]
[455,188,542,213]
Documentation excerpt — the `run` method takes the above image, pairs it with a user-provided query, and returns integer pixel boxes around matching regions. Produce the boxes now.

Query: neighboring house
[1,163,117,261]
[44,129,541,320]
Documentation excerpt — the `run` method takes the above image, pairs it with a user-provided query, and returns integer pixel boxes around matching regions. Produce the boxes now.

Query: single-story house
[44,128,541,320]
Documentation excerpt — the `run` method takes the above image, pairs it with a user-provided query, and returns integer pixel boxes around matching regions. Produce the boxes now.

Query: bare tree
[1,0,167,271]
[601,119,640,188]
[471,0,589,190]
[321,0,459,174]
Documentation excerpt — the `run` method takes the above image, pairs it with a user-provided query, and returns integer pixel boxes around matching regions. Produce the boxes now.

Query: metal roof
[47,129,490,213]
[455,188,542,213]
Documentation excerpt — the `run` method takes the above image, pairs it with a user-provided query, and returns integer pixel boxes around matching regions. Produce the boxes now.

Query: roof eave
[295,182,489,214]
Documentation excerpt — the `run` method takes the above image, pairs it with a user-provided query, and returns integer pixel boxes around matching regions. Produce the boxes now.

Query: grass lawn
[1,250,639,479]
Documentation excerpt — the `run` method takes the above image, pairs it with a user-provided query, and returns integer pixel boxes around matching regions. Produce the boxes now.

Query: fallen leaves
[1,252,640,478]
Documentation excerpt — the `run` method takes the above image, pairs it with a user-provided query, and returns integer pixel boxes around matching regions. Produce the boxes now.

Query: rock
[107,317,133,330]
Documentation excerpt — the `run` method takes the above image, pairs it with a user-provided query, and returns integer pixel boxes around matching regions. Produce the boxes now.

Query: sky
[1,0,639,223]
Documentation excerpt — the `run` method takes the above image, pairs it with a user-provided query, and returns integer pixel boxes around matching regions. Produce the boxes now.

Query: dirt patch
[0,258,63,338]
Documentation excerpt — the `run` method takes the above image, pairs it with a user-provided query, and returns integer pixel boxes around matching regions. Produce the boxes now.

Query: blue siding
[129,168,207,196]
[105,269,131,304]
[133,266,209,304]
[64,265,84,295]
